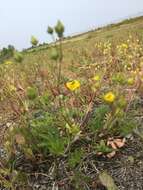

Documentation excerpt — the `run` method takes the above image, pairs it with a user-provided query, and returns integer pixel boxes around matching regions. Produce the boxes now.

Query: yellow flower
[9,126,14,132]
[66,80,80,91]
[122,43,128,49]
[5,141,10,148]
[92,75,100,81]
[9,85,16,92]
[5,61,13,65]
[127,78,134,85]
[65,123,80,135]
[103,92,116,103]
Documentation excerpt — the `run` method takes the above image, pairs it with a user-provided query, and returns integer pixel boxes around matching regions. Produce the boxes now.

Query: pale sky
[0,0,143,50]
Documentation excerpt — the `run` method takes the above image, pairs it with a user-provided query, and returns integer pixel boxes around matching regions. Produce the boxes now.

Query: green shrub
[14,52,23,62]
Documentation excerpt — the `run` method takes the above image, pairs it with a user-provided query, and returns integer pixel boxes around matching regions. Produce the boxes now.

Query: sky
[0,0,143,50]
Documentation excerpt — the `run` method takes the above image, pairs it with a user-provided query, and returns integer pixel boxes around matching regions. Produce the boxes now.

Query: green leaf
[89,105,109,132]
[99,171,118,190]
[96,140,113,154]
[68,149,84,168]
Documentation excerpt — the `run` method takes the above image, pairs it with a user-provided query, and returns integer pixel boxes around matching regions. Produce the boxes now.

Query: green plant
[47,20,64,88]
[1,19,142,189]
[4,111,69,158]
[68,149,84,168]
[0,166,27,190]
[0,45,15,63]
[95,140,113,154]
[71,171,91,190]
[30,115,68,156]
[118,116,137,136]
[88,105,110,132]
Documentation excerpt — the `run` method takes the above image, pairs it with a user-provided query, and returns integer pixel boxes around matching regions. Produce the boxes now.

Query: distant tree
[1,48,9,56]
[0,44,15,63]
[8,45,15,51]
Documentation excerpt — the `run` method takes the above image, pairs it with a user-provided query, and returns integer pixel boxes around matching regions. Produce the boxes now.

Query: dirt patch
[96,135,143,190]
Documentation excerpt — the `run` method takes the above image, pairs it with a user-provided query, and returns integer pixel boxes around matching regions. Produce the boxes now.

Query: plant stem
[57,38,63,90]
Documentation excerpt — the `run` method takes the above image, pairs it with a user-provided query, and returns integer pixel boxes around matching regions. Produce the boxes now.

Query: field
[0,16,143,189]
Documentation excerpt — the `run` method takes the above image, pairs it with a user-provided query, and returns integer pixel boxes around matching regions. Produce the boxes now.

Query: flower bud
[50,48,59,61]
[31,36,39,46]
[55,20,65,38]
[47,26,54,35]
[127,78,134,85]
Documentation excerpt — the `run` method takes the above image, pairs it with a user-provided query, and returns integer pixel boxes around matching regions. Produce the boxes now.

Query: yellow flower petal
[92,75,100,81]
[103,92,116,103]
[66,80,80,91]
[5,61,13,65]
